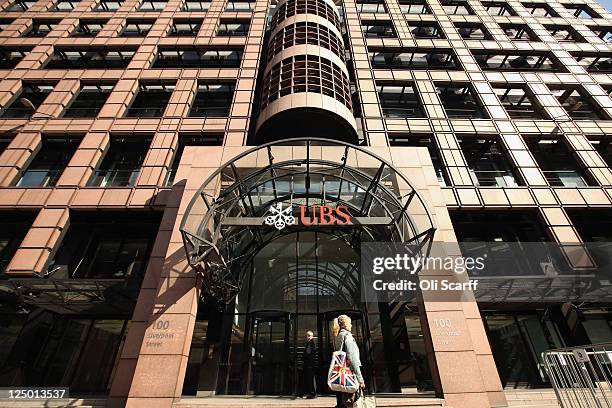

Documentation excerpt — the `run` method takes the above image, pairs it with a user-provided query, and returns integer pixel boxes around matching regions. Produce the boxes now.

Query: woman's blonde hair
[332,314,351,337]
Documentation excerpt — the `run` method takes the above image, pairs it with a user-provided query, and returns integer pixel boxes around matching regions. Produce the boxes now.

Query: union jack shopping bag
[327,345,359,393]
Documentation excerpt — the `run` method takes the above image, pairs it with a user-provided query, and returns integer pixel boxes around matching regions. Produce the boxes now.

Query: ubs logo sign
[264,203,351,231]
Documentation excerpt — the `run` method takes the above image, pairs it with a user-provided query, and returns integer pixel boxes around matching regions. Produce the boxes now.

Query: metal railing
[543,343,612,408]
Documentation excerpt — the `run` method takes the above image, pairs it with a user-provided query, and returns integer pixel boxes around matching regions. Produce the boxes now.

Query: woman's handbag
[327,336,360,393]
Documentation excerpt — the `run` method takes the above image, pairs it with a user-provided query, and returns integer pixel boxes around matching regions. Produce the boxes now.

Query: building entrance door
[247,310,292,395]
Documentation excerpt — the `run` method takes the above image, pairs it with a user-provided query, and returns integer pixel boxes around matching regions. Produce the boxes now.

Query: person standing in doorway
[301,330,317,398]
[332,315,365,407]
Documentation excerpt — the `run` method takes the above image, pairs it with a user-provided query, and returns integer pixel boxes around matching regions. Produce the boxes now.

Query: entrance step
[174,396,446,408]
[504,389,560,407]
[0,399,105,407]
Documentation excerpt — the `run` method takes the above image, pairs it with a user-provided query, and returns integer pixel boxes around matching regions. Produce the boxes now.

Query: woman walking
[332,314,365,407]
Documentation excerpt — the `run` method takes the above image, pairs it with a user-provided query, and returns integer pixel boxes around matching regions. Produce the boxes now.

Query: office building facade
[0,0,611,405]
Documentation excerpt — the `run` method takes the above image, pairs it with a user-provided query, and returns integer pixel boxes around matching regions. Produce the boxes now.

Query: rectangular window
[121,20,154,37]
[24,20,58,37]
[441,0,473,15]
[165,133,224,185]
[592,27,612,42]
[473,51,563,71]
[545,25,584,42]
[94,0,123,11]
[492,85,543,119]
[565,4,599,18]
[138,0,166,10]
[46,48,135,69]
[481,1,515,16]
[0,212,36,273]
[153,48,243,68]
[0,83,53,118]
[455,22,492,39]
[458,137,520,187]
[0,19,14,31]
[408,22,444,39]
[217,19,249,36]
[49,212,161,279]
[189,83,235,117]
[0,48,30,68]
[63,84,113,118]
[549,85,607,120]
[500,23,539,41]
[526,138,591,187]
[356,0,386,13]
[436,84,487,119]
[362,21,396,38]
[388,134,448,186]
[182,0,210,10]
[71,20,106,37]
[89,136,152,187]
[53,0,79,10]
[370,49,458,69]
[6,0,37,11]
[225,0,253,11]
[521,2,558,17]
[591,139,612,168]
[125,84,174,117]
[572,52,612,73]
[16,137,79,187]
[398,0,430,14]
[170,19,202,36]
[377,84,426,118]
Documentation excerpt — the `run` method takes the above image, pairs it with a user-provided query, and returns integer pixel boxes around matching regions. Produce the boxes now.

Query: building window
[362,21,396,38]
[492,85,543,119]
[571,52,612,73]
[49,212,161,279]
[121,20,153,36]
[189,83,235,117]
[564,4,599,18]
[169,19,201,36]
[521,2,558,17]
[89,136,151,187]
[481,1,515,16]
[125,84,174,117]
[53,0,79,10]
[63,84,113,118]
[138,0,166,10]
[356,0,386,13]
[0,84,53,119]
[225,0,253,11]
[455,22,492,39]
[6,0,37,11]
[217,19,249,36]
[182,0,210,10]
[377,84,426,118]
[165,134,224,185]
[441,0,473,15]
[398,0,430,14]
[267,21,344,62]
[473,51,563,71]
[567,209,612,273]
[591,26,612,42]
[549,85,607,120]
[0,19,14,31]
[0,48,29,68]
[408,22,444,39]
[16,137,79,187]
[388,135,448,185]
[94,0,123,11]
[591,139,612,168]
[436,84,487,119]
[0,212,36,273]
[526,139,591,187]
[46,48,135,69]
[545,25,584,42]
[23,20,58,37]
[500,23,539,42]
[71,20,106,37]
[152,48,243,68]
[458,137,520,187]
[370,49,458,69]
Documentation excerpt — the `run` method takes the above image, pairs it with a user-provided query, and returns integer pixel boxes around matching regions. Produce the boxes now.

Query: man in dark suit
[301,330,317,398]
